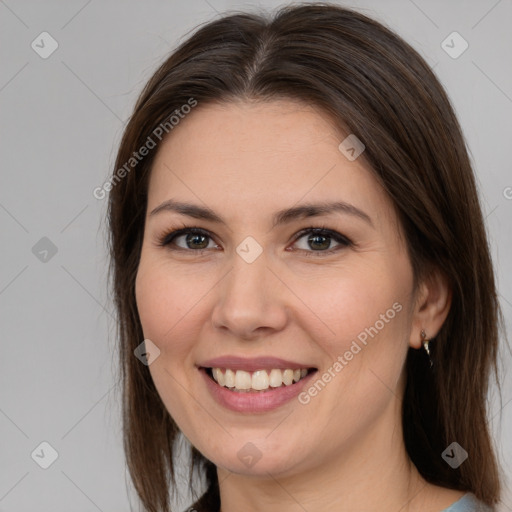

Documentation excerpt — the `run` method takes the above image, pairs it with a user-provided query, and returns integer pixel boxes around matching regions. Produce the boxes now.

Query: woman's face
[135,99,420,477]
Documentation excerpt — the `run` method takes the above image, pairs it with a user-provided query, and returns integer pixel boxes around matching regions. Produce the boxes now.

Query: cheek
[292,257,413,418]
[135,258,208,355]
[288,269,412,447]
[134,259,208,432]
[292,260,411,353]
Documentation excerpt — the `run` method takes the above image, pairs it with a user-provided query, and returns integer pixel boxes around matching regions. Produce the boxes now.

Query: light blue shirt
[184,491,494,511]
[441,493,493,511]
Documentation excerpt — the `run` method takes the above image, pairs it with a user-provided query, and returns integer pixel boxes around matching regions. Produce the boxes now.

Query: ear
[409,268,452,349]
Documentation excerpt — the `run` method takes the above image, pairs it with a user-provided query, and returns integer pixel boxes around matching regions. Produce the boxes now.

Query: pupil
[187,233,208,249]
[309,234,330,250]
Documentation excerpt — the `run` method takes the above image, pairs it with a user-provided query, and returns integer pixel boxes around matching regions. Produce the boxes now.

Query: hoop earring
[421,329,433,368]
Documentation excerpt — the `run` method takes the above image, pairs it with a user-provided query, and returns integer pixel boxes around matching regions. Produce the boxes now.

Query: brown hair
[107,3,505,511]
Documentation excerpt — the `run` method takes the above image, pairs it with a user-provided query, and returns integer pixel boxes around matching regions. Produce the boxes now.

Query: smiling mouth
[203,367,317,392]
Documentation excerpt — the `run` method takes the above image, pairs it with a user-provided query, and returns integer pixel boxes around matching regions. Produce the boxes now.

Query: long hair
[107,4,504,511]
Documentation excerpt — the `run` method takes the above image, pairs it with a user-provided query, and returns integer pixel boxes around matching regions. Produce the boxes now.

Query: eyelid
[291,226,351,245]
[159,226,220,250]
[289,227,352,257]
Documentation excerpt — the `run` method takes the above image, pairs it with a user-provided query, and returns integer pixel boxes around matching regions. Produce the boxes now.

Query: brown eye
[292,228,352,257]
[159,227,217,251]
[182,232,210,250]
[158,226,351,257]
[306,233,331,250]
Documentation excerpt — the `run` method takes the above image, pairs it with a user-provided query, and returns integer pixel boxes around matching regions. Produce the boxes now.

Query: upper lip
[199,356,316,372]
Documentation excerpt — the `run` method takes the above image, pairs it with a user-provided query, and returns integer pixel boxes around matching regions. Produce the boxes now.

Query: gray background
[0,0,511,511]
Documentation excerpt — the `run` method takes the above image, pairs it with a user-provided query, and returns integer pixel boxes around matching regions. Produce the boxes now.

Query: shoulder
[441,493,494,512]
[181,489,493,512]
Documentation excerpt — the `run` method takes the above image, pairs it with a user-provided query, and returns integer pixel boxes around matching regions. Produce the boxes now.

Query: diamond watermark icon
[237,442,262,468]
[31,32,59,59]
[338,134,365,161]
[236,236,263,264]
[31,441,59,469]
[32,237,58,263]
[441,442,468,468]
[134,339,161,366]
[441,32,468,59]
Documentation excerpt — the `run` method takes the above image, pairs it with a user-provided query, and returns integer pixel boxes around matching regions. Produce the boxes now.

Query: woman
[107,3,505,511]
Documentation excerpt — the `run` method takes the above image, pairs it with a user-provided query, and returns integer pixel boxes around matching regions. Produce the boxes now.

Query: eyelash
[156,223,353,258]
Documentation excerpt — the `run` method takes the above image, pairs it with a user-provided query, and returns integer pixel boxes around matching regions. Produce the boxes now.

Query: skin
[135,99,462,512]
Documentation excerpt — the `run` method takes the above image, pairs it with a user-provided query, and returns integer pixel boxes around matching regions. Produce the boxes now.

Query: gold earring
[421,329,433,368]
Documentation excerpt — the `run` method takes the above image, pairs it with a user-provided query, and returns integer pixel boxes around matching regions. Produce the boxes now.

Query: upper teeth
[211,368,309,391]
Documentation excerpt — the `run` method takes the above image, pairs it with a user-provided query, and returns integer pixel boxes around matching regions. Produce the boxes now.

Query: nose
[210,249,288,341]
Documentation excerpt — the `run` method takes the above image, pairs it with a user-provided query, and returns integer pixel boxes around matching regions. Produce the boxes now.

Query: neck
[216,398,430,512]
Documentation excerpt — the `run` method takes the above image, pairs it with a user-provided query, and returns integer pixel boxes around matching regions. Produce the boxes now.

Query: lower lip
[200,368,316,413]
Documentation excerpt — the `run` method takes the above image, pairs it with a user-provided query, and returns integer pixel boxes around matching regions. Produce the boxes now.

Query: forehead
[155,100,338,166]
[147,99,394,229]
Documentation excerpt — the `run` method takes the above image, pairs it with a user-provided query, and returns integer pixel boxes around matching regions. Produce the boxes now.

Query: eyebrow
[149,199,373,228]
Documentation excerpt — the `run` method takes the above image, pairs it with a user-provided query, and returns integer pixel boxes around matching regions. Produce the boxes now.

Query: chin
[206,440,309,478]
